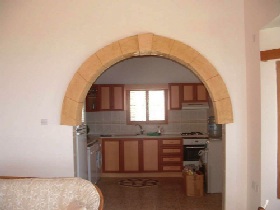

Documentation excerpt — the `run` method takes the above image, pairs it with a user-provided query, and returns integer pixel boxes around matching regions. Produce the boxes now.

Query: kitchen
[74,55,224,196]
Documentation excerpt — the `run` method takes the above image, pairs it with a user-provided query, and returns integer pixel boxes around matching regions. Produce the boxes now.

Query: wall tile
[87,109,209,135]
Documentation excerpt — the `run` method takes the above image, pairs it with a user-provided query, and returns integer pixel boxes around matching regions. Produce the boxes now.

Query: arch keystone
[138,33,154,55]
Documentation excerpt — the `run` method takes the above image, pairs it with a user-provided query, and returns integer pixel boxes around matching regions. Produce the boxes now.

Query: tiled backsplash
[86,109,208,135]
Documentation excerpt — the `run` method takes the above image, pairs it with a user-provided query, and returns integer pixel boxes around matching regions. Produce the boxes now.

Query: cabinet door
[196,84,208,101]
[112,85,124,110]
[169,84,181,109]
[182,84,195,102]
[103,140,120,172]
[182,83,208,102]
[86,85,99,112]
[99,84,124,111]
[143,140,159,171]
[123,140,140,172]
[100,85,111,110]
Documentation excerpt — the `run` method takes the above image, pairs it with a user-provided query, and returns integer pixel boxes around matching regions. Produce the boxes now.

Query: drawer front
[162,165,181,171]
[162,148,181,154]
[162,157,181,162]
[162,139,181,145]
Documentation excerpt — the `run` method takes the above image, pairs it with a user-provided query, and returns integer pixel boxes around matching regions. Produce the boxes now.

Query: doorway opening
[62,33,233,209]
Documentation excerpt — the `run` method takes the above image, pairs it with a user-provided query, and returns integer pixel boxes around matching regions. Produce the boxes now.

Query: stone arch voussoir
[61,33,233,125]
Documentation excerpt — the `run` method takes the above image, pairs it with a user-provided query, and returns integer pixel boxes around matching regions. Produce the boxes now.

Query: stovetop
[181,132,204,136]
[181,132,208,139]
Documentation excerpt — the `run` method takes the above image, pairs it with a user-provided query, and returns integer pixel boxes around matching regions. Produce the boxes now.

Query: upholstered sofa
[0,177,104,210]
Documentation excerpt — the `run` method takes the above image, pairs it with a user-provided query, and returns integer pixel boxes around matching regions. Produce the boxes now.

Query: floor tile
[97,177,222,210]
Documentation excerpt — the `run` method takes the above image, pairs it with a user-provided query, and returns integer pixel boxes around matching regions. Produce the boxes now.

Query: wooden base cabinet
[103,140,120,172]
[102,138,183,173]
[160,139,183,172]
[123,140,140,172]
[102,138,160,173]
[143,140,159,172]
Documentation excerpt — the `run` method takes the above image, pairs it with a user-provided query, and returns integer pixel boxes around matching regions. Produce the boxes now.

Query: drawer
[162,148,181,154]
[162,165,182,171]
[162,157,181,162]
[162,139,181,145]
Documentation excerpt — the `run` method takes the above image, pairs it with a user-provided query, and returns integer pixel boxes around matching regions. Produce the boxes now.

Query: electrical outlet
[41,119,48,125]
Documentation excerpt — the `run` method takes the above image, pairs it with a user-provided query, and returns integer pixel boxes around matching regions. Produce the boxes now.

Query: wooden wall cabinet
[169,83,208,110]
[182,83,208,102]
[169,83,182,110]
[86,84,124,112]
[86,85,99,112]
[159,139,183,172]
[99,84,124,111]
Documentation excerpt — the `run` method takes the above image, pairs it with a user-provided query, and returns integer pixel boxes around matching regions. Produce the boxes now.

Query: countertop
[87,133,183,140]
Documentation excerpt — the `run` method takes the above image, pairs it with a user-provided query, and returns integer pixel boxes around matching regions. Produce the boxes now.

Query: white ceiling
[264,14,280,28]
[95,56,200,84]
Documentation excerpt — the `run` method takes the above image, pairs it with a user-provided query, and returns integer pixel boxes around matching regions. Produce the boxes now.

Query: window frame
[126,88,168,125]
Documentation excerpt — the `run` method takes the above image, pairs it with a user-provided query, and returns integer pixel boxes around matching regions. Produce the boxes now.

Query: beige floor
[96,177,222,210]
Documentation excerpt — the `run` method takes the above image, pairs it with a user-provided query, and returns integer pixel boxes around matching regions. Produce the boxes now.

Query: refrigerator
[87,141,102,184]
[205,138,223,193]
[73,124,88,180]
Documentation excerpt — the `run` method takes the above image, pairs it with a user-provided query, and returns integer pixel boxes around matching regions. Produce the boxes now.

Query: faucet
[135,124,144,135]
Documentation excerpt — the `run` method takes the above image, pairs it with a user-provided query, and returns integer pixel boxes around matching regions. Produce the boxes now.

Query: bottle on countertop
[157,126,162,135]
[208,116,222,138]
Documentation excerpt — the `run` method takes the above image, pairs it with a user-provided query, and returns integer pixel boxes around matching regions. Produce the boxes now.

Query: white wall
[260,26,280,210]
[244,1,280,209]
[0,1,279,209]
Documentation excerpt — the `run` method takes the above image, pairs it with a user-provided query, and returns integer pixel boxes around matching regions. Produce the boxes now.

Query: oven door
[183,145,205,161]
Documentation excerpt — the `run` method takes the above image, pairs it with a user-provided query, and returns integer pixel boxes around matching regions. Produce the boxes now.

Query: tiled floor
[97,177,222,210]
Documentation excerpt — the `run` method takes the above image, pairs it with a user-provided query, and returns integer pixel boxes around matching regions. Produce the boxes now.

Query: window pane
[130,91,146,121]
[149,90,165,121]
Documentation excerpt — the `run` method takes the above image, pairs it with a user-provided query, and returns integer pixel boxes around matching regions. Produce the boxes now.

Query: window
[127,89,167,124]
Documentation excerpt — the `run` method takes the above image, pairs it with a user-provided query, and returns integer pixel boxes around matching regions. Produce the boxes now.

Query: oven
[182,133,208,167]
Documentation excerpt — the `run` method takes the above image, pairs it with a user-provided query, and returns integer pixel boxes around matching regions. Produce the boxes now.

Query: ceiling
[264,14,280,28]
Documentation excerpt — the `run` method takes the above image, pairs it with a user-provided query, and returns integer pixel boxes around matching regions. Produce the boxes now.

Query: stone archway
[61,33,233,126]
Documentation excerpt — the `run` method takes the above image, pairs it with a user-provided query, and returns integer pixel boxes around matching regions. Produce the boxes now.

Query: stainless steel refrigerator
[205,138,223,193]
[73,124,88,180]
